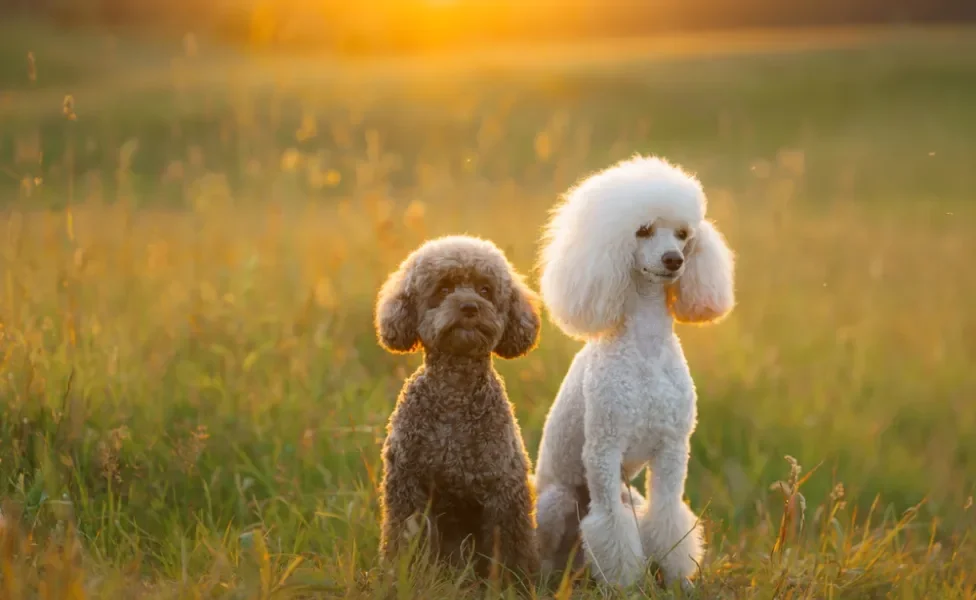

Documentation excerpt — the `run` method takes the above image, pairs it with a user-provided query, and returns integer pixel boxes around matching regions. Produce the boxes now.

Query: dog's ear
[539,193,634,339]
[494,275,541,359]
[667,219,735,324]
[375,263,421,353]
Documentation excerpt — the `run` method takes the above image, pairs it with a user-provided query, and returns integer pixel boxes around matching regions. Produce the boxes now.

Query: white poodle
[533,155,735,588]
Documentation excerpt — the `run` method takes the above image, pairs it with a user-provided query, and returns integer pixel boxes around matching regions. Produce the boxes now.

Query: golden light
[240,0,575,54]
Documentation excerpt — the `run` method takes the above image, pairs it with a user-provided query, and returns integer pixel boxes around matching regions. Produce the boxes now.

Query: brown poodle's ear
[375,266,420,354]
[494,276,541,359]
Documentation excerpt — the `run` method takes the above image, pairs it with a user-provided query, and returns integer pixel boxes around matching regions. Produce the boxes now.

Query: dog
[533,156,736,588]
[375,235,542,579]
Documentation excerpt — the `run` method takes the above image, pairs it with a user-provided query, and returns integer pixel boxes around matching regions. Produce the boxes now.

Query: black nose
[460,302,479,318]
[661,251,684,272]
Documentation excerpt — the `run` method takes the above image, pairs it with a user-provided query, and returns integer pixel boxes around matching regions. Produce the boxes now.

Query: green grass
[1,20,975,598]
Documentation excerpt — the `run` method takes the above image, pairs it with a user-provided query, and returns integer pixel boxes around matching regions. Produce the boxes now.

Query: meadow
[1,19,975,598]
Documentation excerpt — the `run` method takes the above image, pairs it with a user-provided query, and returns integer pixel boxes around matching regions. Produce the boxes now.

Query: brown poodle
[374,235,541,579]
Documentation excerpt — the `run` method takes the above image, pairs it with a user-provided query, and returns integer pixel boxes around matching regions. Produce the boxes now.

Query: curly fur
[533,156,735,588]
[376,235,542,579]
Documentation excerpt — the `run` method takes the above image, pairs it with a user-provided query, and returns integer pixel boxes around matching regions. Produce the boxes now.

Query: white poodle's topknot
[539,155,726,339]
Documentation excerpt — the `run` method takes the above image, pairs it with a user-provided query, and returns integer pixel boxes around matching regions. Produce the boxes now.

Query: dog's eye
[676,228,689,241]
[636,224,654,238]
[439,285,453,296]
[478,285,492,298]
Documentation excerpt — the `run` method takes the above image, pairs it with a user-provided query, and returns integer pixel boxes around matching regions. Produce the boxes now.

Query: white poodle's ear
[667,220,735,324]
[494,276,541,359]
[539,197,634,339]
[375,265,420,353]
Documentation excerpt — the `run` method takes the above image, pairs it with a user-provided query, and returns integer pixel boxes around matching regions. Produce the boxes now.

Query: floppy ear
[539,193,634,339]
[374,264,420,353]
[667,219,735,324]
[494,275,541,359]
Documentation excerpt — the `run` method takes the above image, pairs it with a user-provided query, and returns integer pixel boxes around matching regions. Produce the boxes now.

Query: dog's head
[375,236,541,359]
[539,155,736,339]
[633,217,696,286]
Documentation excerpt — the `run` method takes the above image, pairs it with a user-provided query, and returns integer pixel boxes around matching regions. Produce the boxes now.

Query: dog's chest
[599,335,697,436]
[428,416,512,493]
[638,356,695,420]
[618,362,696,471]
[419,386,515,493]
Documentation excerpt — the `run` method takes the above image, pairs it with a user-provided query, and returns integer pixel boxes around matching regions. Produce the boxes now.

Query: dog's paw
[580,506,645,587]
[620,484,646,511]
[640,499,703,584]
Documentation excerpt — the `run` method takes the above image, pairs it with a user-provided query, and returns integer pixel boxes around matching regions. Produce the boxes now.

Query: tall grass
[1,22,975,598]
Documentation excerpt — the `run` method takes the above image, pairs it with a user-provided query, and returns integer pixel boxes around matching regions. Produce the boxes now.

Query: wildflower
[281,148,301,172]
[403,200,426,232]
[63,95,77,120]
[534,131,552,161]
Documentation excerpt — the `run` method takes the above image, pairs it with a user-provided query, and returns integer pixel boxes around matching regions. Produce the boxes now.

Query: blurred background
[0,1,974,596]
[2,0,976,54]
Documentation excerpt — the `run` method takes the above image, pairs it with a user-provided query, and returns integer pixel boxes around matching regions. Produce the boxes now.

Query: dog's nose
[661,251,684,272]
[460,302,479,318]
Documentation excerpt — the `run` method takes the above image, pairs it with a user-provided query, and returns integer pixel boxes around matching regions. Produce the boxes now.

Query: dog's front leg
[380,447,436,562]
[638,440,703,589]
[479,477,540,581]
[578,409,645,587]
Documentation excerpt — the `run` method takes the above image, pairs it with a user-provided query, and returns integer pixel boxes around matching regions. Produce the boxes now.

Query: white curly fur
[533,155,735,588]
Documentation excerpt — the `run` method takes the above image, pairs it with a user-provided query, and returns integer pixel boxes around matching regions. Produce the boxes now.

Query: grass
[1,19,975,598]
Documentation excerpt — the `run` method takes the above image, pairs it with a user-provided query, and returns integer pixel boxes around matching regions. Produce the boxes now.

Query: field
[1,19,975,598]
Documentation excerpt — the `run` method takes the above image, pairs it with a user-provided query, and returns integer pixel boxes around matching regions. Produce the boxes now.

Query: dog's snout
[661,251,684,272]
[460,302,479,318]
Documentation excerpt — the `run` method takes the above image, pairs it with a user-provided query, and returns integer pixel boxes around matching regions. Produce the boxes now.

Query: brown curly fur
[375,236,541,579]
